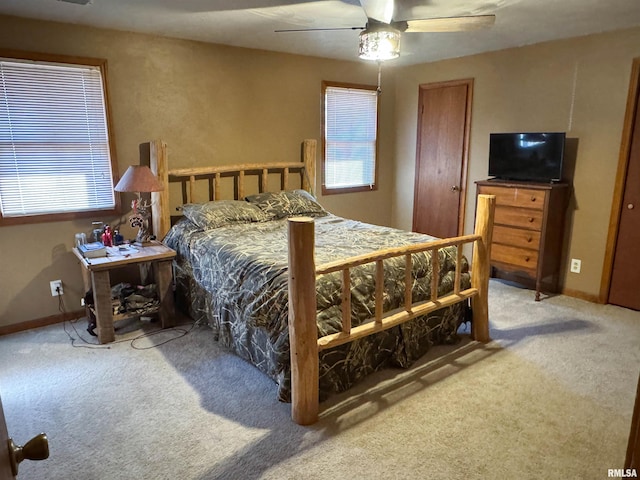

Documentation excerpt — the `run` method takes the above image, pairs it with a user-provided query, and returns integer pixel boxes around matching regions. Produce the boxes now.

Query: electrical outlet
[50,280,63,296]
[570,259,582,274]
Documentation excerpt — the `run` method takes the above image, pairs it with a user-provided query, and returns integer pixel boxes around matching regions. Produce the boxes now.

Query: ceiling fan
[276,0,495,61]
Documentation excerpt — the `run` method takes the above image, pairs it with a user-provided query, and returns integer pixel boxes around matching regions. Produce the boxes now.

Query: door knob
[451,185,459,192]
[8,433,49,476]
[628,203,634,210]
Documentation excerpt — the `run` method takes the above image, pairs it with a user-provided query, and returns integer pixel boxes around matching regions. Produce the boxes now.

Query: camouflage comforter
[164,214,470,402]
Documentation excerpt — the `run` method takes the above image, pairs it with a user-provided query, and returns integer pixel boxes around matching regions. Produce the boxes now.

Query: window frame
[321,80,379,195]
[0,49,120,227]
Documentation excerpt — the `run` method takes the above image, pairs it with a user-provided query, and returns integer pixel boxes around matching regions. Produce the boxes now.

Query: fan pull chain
[377,61,382,95]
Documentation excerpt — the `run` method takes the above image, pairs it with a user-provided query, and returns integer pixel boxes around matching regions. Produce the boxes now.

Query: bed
[147,139,495,425]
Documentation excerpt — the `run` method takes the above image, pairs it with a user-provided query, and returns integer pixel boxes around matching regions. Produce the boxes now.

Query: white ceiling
[1,0,640,66]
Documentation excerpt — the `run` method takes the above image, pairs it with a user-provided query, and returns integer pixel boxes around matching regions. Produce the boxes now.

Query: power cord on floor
[129,322,196,350]
[59,287,111,349]
[58,286,197,350]
[63,316,111,349]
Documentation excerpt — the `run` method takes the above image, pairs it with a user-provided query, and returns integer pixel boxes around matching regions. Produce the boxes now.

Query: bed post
[148,140,170,241]
[288,217,319,425]
[302,139,317,194]
[471,194,495,343]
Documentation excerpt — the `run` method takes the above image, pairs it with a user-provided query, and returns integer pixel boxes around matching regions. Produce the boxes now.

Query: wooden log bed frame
[147,139,496,425]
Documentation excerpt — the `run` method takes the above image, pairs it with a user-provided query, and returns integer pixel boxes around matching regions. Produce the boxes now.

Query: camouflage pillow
[181,200,272,230]
[245,190,327,219]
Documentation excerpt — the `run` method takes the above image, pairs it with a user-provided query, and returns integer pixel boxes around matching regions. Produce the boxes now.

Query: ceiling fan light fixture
[358,27,401,61]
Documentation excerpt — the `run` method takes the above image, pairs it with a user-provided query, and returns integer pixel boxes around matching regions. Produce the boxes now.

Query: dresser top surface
[476,179,569,190]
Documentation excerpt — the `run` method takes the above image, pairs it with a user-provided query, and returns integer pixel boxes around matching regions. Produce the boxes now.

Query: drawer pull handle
[527,237,532,243]
[528,217,534,222]
[530,196,536,202]
[525,256,530,262]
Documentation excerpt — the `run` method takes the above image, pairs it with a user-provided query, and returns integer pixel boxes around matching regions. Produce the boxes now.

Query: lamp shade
[114,165,163,193]
[358,27,401,61]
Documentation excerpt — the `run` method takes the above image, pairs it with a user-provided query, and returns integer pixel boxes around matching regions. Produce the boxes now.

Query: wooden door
[0,392,49,479]
[626,373,640,469]
[413,79,472,238]
[609,73,640,310]
[0,394,15,480]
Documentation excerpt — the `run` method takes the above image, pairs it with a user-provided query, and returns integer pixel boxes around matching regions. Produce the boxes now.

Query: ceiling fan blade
[401,14,495,33]
[359,0,395,24]
[275,26,364,32]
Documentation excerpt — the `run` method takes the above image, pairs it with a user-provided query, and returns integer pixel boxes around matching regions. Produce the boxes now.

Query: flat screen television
[488,132,565,182]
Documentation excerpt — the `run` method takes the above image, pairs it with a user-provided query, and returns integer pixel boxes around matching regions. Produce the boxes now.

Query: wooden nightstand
[72,242,176,344]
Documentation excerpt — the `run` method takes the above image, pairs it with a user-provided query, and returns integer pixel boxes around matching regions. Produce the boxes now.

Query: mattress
[164,212,470,401]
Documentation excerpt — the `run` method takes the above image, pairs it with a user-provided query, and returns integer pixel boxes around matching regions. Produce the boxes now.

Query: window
[322,81,379,195]
[0,52,119,225]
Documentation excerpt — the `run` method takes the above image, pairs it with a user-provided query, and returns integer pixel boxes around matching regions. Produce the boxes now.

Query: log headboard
[145,139,317,240]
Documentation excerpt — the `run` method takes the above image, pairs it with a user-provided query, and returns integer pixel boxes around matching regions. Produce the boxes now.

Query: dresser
[476,180,570,300]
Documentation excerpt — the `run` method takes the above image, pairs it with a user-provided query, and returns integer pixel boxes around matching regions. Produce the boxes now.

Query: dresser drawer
[493,225,541,249]
[491,244,538,274]
[494,206,543,230]
[478,185,546,210]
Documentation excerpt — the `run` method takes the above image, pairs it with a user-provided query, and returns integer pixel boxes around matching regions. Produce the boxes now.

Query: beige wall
[0,15,395,328]
[2,13,639,329]
[393,27,640,299]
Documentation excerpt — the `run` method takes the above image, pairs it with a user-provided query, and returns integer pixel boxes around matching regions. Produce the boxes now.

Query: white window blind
[0,58,115,219]
[324,85,378,190]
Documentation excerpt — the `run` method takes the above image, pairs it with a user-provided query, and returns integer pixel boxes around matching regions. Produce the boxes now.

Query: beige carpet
[0,279,638,479]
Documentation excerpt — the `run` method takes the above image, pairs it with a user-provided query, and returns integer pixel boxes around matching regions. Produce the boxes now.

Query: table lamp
[114,165,163,246]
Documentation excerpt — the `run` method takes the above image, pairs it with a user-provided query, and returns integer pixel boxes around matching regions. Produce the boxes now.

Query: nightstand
[72,242,176,344]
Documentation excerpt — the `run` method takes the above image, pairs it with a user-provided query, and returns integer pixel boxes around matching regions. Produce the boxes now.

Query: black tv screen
[488,132,565,182]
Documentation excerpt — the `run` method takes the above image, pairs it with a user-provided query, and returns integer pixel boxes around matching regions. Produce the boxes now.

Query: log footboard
[144,138,495,426]
[287,194,496,425]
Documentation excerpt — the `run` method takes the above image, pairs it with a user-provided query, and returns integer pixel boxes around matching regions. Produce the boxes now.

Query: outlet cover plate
[570,259,581,274]
[50,280,63,296]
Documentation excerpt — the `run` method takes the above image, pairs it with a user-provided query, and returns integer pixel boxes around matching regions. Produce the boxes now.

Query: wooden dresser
[476,180,570,300]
